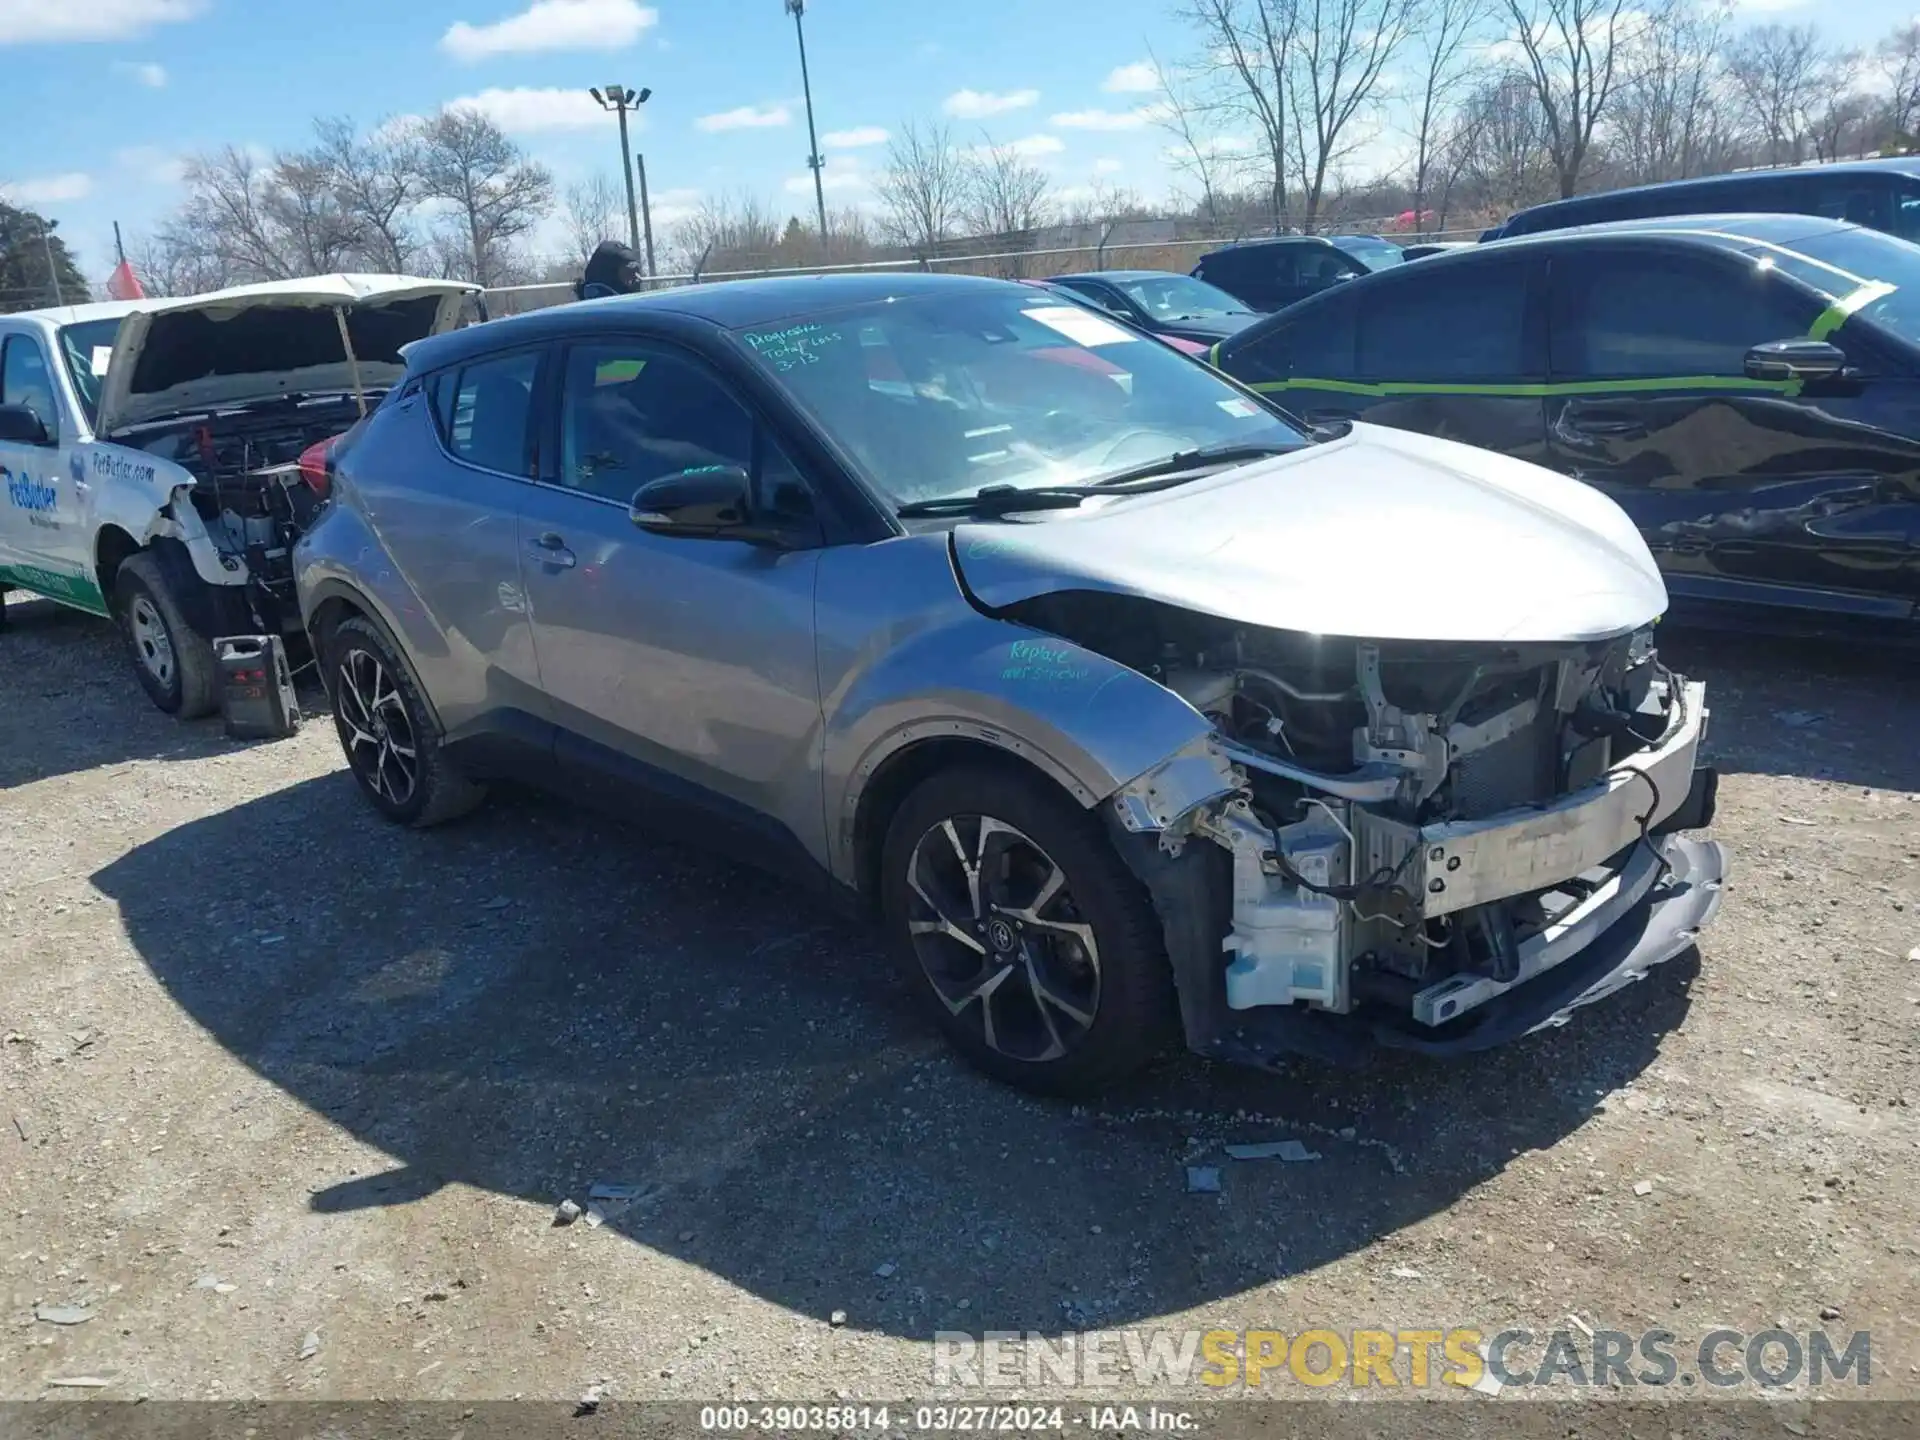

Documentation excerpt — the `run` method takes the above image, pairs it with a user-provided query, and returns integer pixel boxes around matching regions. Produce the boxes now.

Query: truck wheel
[115,552,218,719]
[324,615,485,827]
[879,766,1177,1095]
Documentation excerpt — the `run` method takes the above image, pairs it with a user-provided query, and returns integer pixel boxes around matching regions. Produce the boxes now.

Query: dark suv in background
[1189,236,1371,313]
[1483,157,1920,243]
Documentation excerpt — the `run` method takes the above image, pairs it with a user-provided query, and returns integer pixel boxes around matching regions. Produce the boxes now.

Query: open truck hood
[96,275,480,436]
[952,422,1669,644]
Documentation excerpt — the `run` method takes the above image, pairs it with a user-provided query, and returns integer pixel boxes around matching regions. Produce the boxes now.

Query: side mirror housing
[0,404,52,446]
[629,465,813,548]
[1745,338,1847,382]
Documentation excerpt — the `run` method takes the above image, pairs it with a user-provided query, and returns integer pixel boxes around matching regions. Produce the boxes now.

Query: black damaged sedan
[1213,214,1920,639]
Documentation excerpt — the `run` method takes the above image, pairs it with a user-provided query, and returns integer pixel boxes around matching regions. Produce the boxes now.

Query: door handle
[1565,412,1647,440]
[527,532,577,568]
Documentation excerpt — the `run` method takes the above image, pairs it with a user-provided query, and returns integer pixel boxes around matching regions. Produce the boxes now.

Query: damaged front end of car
[1016,595,1726,1066]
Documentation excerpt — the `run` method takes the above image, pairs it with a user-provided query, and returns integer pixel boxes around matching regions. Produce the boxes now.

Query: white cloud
[648,186,702,226]
[0,172,94,204]
[445,86,613,132]
[1735,0,1811,9]
[696,104,791,132]
[968,134,1066,165]
[823,125,889,148]
[115,146,187,184]
[1051,103,1169,132]
[1102,60,1160,94]
[786,154,867,195]
[943,88,1039,119]
[441,0,657,62]
[1093,156,1124,175]
[112,59,166,86]
[0,0,203,43]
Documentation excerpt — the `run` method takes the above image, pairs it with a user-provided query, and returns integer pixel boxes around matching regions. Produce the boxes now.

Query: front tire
[880,766,1176,1095]
[324,615,485,827]
[115,551,218,719]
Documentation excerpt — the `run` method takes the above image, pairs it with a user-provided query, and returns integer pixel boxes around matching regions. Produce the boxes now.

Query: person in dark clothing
[577,240,645,300]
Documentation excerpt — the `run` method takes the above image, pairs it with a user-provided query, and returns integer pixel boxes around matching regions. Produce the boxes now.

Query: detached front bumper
[1373,832,1725,1055]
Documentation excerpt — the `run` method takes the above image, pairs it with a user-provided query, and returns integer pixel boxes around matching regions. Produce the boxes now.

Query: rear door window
[1550,246,1819,379]
[437,349,541,475]
[1357,258,1533,382]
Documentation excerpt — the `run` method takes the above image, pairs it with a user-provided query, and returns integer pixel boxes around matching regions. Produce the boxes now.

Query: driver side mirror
[1745,338,1847,383]
[0,404,52,446]
[629,465,814,548]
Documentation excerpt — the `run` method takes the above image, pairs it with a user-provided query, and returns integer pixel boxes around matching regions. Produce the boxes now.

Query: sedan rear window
[735,291,1302,508]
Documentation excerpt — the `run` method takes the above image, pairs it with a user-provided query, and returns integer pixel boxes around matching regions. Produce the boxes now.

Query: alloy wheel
[904,814,1101,1063]
[128,595,175,688]
[335,647,419,807]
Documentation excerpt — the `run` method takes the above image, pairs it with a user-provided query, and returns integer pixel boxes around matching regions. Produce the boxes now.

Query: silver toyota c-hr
[294,272,1725,1094]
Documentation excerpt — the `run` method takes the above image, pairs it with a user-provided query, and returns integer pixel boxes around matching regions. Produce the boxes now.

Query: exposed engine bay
[111,395,368,632]
[1004,591,1724,1059]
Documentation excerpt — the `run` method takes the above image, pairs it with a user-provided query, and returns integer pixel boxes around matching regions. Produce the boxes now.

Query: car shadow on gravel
[0,599,304,787]
[93,773,1697,1339]
[1656,627,1920,793]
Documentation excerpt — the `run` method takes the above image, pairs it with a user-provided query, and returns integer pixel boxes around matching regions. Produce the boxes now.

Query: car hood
[96,275,479,435]
[951,423,1669,644]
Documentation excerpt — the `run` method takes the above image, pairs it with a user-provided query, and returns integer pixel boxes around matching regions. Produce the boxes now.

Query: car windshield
[1755,227,1920,346]
[57,318,126,429]
[1112,274,1250,320]
[736,290,1304,509]
[1329,236,1404,269]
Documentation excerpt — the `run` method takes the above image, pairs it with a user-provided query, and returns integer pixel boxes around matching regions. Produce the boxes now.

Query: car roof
[404,270,1032,372]
[1481,212,1859,253]
[1200,235,1340,255]
[1048,269,1187,282]
[5,299,143,328]
[1502,158,1920,226]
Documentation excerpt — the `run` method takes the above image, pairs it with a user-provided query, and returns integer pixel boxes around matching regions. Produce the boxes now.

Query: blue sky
[1,0,1913,283]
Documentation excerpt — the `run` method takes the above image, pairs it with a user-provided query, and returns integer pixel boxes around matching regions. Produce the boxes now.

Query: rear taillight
[297,438,336,499]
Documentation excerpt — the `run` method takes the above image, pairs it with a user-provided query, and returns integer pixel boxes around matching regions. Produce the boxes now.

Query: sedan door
[513,335,828,875]
[1543,242,1920,628]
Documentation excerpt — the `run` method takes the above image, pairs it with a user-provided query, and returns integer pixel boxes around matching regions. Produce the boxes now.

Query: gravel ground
[3,593,1917,1409]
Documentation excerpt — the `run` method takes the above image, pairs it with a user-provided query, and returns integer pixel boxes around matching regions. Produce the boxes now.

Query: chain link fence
[481,217,1487,318]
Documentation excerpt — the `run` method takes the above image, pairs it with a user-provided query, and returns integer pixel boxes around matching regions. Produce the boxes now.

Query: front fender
[821,609,1217,883]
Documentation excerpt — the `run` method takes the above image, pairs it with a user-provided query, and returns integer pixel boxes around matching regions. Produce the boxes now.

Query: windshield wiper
[895,485,1100,518]
[1079,439,1298,491]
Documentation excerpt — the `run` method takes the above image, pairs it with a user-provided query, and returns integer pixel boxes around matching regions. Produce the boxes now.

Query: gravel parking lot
[3,593,1917,1408]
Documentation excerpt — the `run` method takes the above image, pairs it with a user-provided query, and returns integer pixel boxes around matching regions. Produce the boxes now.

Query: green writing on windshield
[744,322,847,372]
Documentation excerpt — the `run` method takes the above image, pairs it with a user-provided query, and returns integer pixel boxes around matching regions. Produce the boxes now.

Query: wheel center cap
[987,918,1017,952]
[372,714,388,739]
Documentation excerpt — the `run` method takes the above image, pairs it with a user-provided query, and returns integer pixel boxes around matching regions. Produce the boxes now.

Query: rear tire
[324,614,485,827]
[115,551,218,719]
[880,765,1176,1095]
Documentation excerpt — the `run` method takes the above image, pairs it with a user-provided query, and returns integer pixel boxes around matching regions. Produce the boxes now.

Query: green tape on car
[1247,375,1803,399]
[1807,280,1896,342]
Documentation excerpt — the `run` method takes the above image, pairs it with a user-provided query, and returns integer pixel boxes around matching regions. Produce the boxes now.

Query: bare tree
[874,121,967,253]
[1286,0,1416,225]
[1185,0,1298,230]
[1151,46,1237,226]
[176,147,297,280]
[562,174,624,266]
[261,152,361,275]
[667,193,784,274]
[1401,0,1491,231]
[417,108,555,288]
[1454,71,1558,214]
[1725,24,1824,167]
[315,116,425,272]
[1502,0,1638,197]
[1607,0,1736,186]
[128,228,235,298]
[964,139,1054,239]
[1879,23,1920,148]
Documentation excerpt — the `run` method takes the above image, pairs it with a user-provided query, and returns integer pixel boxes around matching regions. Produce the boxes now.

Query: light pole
[784,0,828,243]
[589,84,652,252]
[634,152,657,281]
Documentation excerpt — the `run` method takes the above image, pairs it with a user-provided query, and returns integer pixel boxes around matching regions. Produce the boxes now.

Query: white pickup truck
[0,276,479,716]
